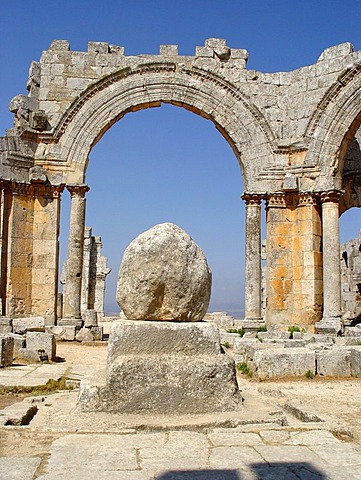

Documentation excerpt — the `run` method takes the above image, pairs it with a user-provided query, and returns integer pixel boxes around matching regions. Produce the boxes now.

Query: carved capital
[265,192,286,208]
[67,184,90,198]
[241,192,263,206]
[298,192,318,206]
[319,190,343,204]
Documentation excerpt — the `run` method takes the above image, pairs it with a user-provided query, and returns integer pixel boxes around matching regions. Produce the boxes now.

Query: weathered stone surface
[12,317,45,335]
[18,348,48,363]
[90,326,103,341]
[75,327,94,342]
[45,326,76,341]
[0,336,14,367]
[316,347,351,377]
[82,309,98,327]
[116,223,212,321]
[7,333,25,356]
[350,346,361,377]
[0,317,12,334]
[252,348,316,379]
[80,354,242,414]
[79,320,242,414]
[108,321,221,363]
[25,332,56,361]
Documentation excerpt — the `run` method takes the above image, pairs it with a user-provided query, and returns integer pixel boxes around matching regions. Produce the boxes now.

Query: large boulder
[116,223,212,321]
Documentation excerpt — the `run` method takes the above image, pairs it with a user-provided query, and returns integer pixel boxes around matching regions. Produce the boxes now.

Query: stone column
[316,190,342,333]
[62,184,89,323]
[241,193,263,325]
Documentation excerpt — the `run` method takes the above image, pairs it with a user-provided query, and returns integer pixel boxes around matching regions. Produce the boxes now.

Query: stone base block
[0,336,14,367]
[315,318,342,335]
[12,317,45,335]
[82,309,98,327]
[0,317,12,334]
[252,348,316,379]
[18,348,49,363]
[79,321,243,415]
[25,332,56,361]
[7,333,25,356]
[76,327,94,342]
[316,347,351,377]
[90,326,103,341]
[46,326,76,341]
[79,354,242,414]
[58,318,83,327]
[351,346,361,377]
[108,321,221,363]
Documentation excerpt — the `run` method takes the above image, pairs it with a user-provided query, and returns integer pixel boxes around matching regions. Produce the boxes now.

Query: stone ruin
[59,226,111,340]
[0,38,360,334]
[78,223,243,414]
[341,231,361,324]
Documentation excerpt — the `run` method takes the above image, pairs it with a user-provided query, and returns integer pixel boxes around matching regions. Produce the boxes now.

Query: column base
[58,317,83,328]
[315,317,343,335]
[234,318,265,333]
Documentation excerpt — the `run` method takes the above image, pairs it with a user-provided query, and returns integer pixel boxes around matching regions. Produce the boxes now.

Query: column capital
[319,190,343,204]
[241,192,264,205]
[297,191,318,206]
[265,192,286,208]
[66,184,90,198]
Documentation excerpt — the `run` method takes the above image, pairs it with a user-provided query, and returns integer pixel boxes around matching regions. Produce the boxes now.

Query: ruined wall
[341,231,361,323]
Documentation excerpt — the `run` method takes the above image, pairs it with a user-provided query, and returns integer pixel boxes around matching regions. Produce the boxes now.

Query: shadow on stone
[155,463,327,479]
[250,462,327,479]
[155,470,241,480]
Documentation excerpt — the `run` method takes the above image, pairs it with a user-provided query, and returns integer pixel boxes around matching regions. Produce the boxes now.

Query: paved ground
[1,342,361,479]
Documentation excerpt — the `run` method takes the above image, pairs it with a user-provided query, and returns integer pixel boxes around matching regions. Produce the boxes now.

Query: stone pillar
[31,184,63,325]
[316,190,342,333]
[265,191,323,331]
[62,184,89,323]
[241,193,263,325]
[1,182,34,318]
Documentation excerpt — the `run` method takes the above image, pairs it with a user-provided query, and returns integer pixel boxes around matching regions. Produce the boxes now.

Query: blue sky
[0,1,360,313]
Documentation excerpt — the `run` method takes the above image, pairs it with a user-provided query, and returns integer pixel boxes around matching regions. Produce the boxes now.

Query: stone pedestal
[78,321,243,415]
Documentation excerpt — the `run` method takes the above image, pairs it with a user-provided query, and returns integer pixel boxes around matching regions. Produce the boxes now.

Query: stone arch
[305,63,361,191]
[41,63,275,191]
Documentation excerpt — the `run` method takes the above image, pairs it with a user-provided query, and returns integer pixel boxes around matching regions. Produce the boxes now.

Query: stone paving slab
[0,364,68,387]
[2,429,355,480]
[0,457,41,480]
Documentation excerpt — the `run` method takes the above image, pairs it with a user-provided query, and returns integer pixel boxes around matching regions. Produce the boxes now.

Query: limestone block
[82,309,98,327]
[76,327,94,342]
[12,317,45,335]
[108,321,221,363]
[116,223,212,321]
[18,348,48,363]
[253,348,316,379]
[79,354,242,415]
[233,338,277,361]
[0,336,14,367]
[160,45,178,56]
[0,317,12,334]
[7,333,25,356]
[90,327,103,341]
[316,347,351,377]
[25,332,56,361]
[46,326,76,341]
[350,347,361,377]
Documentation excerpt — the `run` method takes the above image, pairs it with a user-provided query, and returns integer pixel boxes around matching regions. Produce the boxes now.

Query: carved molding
[66,184,90,198]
